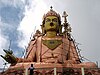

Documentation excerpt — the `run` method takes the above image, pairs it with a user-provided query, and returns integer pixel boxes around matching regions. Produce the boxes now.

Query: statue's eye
[52,18,57,22]
[46,18,51,22]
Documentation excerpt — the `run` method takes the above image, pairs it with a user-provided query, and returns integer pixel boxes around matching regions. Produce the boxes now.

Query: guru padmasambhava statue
[1,7,97,68]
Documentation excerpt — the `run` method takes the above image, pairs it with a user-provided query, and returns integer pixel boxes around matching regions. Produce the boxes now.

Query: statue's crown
[43,6,61,20]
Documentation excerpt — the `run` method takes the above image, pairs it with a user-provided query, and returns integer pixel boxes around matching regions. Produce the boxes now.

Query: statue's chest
[42,38,62,50]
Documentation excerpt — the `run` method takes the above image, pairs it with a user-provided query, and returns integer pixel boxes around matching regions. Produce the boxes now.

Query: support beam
[25,68,28,75]
[54,67,57,75]
[81,67,85,75]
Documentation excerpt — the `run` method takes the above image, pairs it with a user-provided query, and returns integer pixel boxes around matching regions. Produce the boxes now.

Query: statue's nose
[50,22,54,26]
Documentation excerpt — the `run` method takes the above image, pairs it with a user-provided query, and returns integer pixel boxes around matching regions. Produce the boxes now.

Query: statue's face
[44,16,59,32]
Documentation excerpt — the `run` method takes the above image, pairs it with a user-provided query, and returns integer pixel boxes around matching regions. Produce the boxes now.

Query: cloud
[0,20,8,68]
[0,16,9,51]
[17,0,48,48]
[0,0,25,68]
[0,0,24,8]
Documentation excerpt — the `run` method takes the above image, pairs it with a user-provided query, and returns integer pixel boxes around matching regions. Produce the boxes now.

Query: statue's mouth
[46,28,56,32]
[50,22,54,27]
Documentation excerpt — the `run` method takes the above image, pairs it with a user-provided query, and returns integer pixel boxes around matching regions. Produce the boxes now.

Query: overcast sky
[0,0,100,68]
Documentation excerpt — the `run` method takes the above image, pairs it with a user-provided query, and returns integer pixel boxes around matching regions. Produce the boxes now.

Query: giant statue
[1,7,97,73]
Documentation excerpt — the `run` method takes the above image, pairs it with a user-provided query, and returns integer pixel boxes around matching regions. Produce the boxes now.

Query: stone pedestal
[1,62,100,75]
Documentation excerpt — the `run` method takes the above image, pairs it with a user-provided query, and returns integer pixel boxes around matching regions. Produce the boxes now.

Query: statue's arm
[66,39,80,64]
[0,39,37,65]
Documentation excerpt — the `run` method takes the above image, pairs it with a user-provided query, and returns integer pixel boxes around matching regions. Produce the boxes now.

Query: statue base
[10,62,97,68]
[0,62,100,75]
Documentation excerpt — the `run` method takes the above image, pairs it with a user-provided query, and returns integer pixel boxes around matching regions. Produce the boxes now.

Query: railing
[0,67,100,75]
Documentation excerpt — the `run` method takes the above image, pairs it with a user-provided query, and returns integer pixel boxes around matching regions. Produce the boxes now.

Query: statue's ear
[57,25,59,33]
[56,24,62,34]
[41,24,46,35]
[57,24,63,35]
[41,19,46,35]
[57,19,62,35]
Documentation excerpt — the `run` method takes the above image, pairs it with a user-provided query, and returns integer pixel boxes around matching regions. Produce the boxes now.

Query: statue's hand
[0,49,17,65]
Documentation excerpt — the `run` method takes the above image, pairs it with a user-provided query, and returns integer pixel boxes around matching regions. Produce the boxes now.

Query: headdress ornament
[43,6,61,20]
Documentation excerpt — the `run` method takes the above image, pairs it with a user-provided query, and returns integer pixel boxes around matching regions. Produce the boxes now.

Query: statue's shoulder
[31,30,43,41]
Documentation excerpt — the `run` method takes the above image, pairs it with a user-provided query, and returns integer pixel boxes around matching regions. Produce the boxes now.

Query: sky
[0,0,100,68]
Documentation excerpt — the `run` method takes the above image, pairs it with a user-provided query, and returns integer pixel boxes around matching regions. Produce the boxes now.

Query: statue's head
[41,7,62,35]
